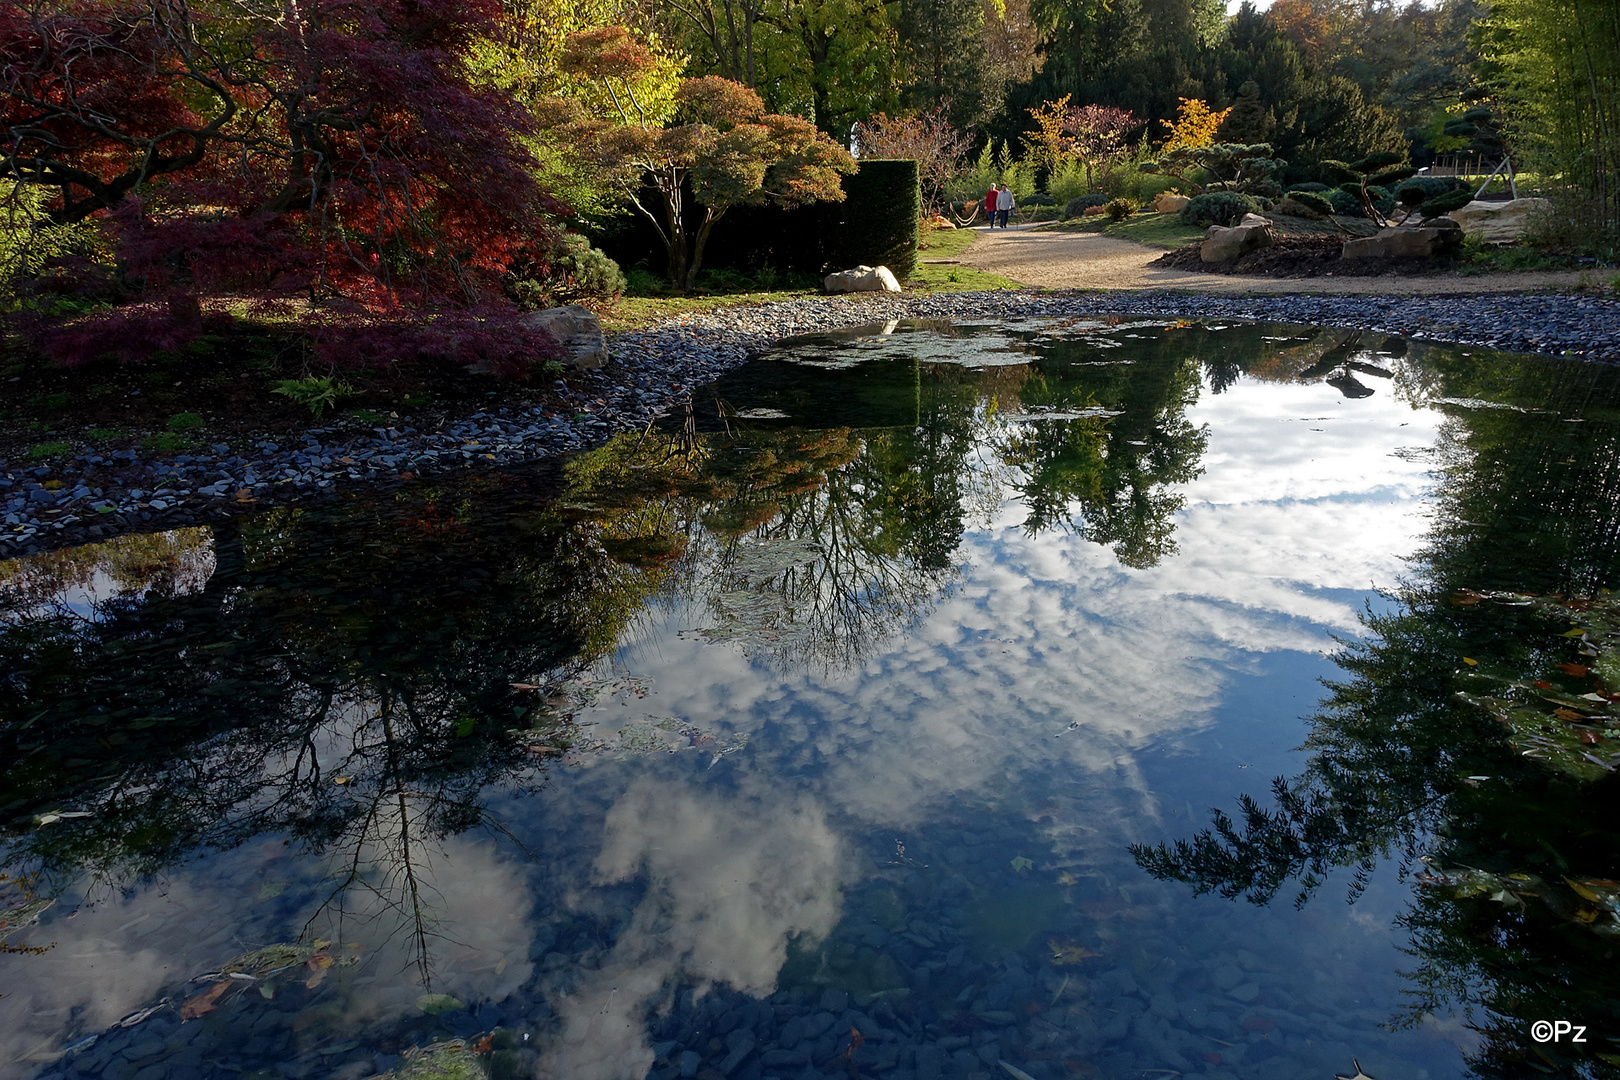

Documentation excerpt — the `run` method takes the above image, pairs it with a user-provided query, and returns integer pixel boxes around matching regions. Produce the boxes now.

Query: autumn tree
[855,104,972,217]
[0,0,564,372]
[560,26,853,292]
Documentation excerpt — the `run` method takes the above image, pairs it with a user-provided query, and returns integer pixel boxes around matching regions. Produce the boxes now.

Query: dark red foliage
[1,0,565,374]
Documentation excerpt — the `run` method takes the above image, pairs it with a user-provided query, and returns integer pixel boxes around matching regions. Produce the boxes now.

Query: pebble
[4,289,1616,559]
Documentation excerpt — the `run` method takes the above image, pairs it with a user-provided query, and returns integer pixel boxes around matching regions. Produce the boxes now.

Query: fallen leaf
[1558,663,1591,676]
[1555,707,1585,721]
[843,1026,864,1060]
[1047,938,1101,965]
[1534,680,1554,689]
[180,981,232,1020]
[333,776,351,785]
[1462,657,1479,666]
[1567,877,1602,902]
[1010,856,1035,874]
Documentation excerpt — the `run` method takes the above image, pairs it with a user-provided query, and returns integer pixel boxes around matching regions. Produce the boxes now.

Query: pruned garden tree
[1142,142,1287,197]
[853,103,971,218]
[0,0,564,373]
[1322,151,1415,225]
[560,26,854,293]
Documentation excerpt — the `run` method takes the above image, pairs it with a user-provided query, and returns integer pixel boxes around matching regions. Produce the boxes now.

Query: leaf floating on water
[115,1001,170,1028]
[416,993,465,1016]
[1046,938,1101,965]
[1010,856,1034,875]
[179,980,233,1020]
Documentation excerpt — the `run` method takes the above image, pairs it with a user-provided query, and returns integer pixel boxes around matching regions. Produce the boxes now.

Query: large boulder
[824,265,902,294]
[1154,193,1191,214]
[520,304,607,369]
[1200,215,1273,263]
[1341,219,1462,259]
[1447,197,1551,244]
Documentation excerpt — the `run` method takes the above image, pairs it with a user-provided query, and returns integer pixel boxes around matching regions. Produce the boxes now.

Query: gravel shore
[4,287,1618,558]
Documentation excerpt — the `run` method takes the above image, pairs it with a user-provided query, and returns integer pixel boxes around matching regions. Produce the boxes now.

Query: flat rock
[521,304,608,369]
[824,265,902,294]
[1448,197,1551,244]
[1201,218,1273,263]
[1341,221,1462,259]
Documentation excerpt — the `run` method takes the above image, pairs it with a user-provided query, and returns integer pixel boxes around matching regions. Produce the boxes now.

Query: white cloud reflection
[537,778,843,1080]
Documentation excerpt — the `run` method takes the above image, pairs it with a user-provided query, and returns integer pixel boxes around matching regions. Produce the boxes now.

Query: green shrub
[166,411,205,432]
[27,441,71,459]
[1045,161,1092,205]
[1064,194,1108,219]
[28,392,69,411]
[1104,197,1138,222]
[271,375,358,418]
[1284,191,1334,217]
[1287,182,1331,194]
[1179,192,1262,227]
[1023,193,1057,207]
[1326,188,1364,216]
[1395,176,1467,205]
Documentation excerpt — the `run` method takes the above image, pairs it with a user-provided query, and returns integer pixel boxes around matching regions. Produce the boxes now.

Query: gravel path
[5,288,1618,558]
[957,224,1594,293]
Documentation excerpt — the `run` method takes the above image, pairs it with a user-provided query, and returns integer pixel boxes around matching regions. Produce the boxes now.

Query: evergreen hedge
[833,160,920,279]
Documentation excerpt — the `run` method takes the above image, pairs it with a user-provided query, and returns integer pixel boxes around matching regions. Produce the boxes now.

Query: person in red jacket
[983,187,998,227]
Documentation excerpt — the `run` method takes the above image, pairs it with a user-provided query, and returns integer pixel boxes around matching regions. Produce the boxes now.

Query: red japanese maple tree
[0,0,563,374]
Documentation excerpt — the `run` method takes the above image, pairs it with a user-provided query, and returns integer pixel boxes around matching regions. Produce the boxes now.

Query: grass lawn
[910,226,1021,292]
[601,229,1017,330]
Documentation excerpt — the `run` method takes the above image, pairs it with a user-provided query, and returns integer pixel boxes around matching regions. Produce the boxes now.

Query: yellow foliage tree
[1023,94,1073,171]
[1160,98,1232,152]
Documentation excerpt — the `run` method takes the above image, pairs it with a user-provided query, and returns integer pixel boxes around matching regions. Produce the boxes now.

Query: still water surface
[4,319,1620,1080]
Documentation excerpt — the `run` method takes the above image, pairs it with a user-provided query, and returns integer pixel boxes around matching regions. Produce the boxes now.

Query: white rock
[823,265,902,294]
[1447,198,1551,244]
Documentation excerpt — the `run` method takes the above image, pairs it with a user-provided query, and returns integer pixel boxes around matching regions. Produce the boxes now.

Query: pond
[3,317,1620,1080]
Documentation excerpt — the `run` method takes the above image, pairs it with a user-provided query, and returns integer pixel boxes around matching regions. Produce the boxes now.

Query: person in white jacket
[995,184,1015,228]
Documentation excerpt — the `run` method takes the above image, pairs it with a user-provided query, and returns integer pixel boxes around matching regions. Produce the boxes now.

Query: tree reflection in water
[11,316,1537,1065]
[1133,350,1620,1079]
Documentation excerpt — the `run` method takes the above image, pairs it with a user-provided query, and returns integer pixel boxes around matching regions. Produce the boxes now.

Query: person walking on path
[995,184,1015,228]
[983,187,998,227]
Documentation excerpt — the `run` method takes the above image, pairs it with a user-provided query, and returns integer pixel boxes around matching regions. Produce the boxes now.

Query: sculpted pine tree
[560,27,854,293]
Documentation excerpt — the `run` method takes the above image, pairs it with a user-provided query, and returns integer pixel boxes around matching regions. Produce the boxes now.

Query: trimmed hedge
[1179,191,1262,227]
[1286,182,1331,193]
[836,159,919,279]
